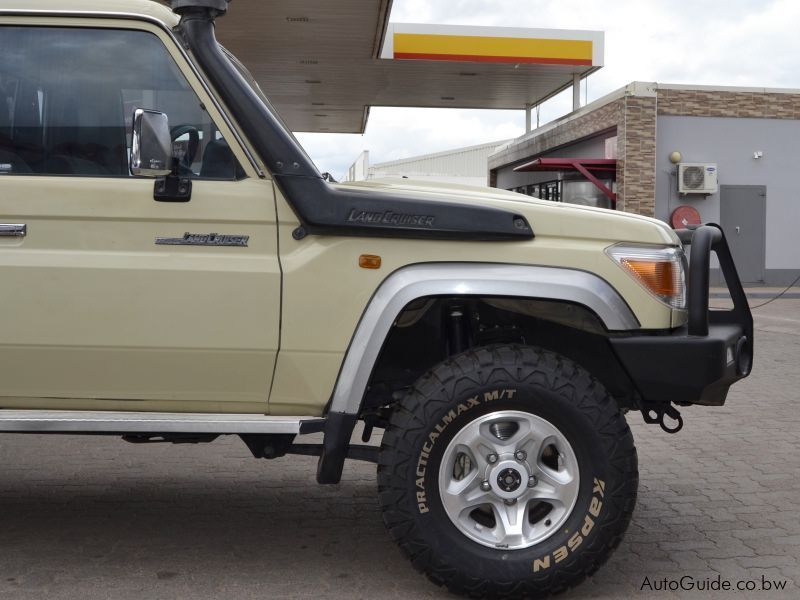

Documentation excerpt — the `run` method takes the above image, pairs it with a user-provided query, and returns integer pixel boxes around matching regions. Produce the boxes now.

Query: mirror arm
[154,157,193,202]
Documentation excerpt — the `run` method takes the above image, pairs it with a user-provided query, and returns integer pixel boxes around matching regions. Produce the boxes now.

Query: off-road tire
[377,345,638,599]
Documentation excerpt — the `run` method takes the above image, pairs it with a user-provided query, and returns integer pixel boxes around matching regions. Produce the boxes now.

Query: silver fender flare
[328,263,639,416]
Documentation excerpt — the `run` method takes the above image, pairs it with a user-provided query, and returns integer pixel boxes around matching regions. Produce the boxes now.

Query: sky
[295,0,800,179]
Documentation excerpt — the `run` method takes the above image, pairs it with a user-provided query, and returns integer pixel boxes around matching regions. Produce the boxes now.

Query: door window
[0,26,244,179]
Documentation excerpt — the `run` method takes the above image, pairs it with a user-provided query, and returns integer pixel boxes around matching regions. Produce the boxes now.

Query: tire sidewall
[406,379,624,582]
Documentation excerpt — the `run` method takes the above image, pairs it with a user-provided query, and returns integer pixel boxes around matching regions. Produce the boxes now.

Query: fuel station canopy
[215,0,603,133]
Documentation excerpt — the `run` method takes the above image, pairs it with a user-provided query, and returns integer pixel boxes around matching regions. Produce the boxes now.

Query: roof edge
[373,0,393,58]
[491,82,631,156]
[657,82,800,95]
[0,1,180,27]
[373,139,512,169]
[489,79,800,166]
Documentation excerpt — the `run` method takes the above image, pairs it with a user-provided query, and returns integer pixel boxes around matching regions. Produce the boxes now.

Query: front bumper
[610,224,754,413]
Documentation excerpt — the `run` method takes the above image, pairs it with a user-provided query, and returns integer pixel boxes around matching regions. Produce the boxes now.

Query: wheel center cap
[497,467,522,493]
[487,459,530,500]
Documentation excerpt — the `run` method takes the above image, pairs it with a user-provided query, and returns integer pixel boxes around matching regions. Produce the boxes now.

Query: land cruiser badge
[155,233,249,247]
[346,209,435,227]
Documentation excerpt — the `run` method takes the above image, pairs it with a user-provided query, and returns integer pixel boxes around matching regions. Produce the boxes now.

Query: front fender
[327,262,639,416]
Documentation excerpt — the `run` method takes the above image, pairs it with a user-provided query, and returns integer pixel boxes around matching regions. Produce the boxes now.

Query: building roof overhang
[514,157,617,173]
[213,1,603,133]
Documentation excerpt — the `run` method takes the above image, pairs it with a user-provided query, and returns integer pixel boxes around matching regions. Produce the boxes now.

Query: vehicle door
[0,19,280,412]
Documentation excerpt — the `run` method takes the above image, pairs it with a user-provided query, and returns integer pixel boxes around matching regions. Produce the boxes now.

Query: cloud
[298,0,799,177]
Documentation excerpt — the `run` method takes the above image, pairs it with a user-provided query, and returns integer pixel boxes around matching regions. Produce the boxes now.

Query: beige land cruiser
[0,1,753,597]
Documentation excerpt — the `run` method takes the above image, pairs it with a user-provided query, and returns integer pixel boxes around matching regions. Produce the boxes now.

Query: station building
[489,82,800,285]
[344,140,510,187]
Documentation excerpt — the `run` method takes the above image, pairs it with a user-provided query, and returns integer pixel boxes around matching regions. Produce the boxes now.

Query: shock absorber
[445,303,471,356]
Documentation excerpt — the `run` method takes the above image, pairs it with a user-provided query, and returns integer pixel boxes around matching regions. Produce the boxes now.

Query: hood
[338,178,680,246]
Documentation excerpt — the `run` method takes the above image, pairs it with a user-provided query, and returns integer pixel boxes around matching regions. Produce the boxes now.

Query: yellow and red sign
[393,33,593,66]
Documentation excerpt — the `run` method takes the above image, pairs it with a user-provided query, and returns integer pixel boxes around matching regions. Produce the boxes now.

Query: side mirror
[131,109,172,177]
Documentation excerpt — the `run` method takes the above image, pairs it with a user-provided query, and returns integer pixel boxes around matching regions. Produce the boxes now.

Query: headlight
[606,244,687,309]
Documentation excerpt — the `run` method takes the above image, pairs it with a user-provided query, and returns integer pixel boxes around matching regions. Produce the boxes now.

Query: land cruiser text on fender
[0,1,753,597]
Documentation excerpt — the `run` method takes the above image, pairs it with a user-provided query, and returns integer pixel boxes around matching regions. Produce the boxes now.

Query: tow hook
[640,403,683,434]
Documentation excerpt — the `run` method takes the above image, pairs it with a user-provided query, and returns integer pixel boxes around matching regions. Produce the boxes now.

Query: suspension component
[444,302,471,355]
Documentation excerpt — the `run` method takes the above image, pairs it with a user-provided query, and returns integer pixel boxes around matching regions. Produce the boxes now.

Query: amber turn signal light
[359,254,382,269]
[620,259,679,297]
[606,244,687,309]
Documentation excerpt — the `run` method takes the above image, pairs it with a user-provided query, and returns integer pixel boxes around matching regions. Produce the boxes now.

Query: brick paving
[0,300,798,599]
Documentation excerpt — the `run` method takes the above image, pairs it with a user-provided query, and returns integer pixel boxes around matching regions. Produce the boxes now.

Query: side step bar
[0,410,325,435]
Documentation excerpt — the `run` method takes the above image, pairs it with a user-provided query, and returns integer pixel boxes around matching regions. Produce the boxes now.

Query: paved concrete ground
[711,285,799,299]
[0,300,798,599]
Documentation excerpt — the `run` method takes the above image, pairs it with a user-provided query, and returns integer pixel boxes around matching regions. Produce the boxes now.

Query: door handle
[0,224,26,237]
[735,226,741,234]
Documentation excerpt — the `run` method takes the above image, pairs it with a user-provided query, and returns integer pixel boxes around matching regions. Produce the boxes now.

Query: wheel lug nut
[504,498,517,506]
[528,475,538,488]
[487,453,498,464]
[480,480,491,492]
[514,450,527,462]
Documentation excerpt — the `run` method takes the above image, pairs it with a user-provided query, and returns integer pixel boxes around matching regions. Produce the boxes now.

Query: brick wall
[657,88,800,119]
[618,95,657,216]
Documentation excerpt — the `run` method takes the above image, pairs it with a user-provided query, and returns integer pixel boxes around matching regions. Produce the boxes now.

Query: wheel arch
[327,262,640,417]
[317,262,641,484]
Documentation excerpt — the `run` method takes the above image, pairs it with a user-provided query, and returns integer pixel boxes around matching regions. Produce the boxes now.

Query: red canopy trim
[514,158,617,205]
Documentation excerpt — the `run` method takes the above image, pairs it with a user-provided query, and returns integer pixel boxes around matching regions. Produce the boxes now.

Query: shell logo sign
[394,34,592,66]
[384,25,602,67]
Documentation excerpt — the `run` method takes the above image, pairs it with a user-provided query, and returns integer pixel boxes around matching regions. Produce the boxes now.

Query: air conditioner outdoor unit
[678,163,718,195]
